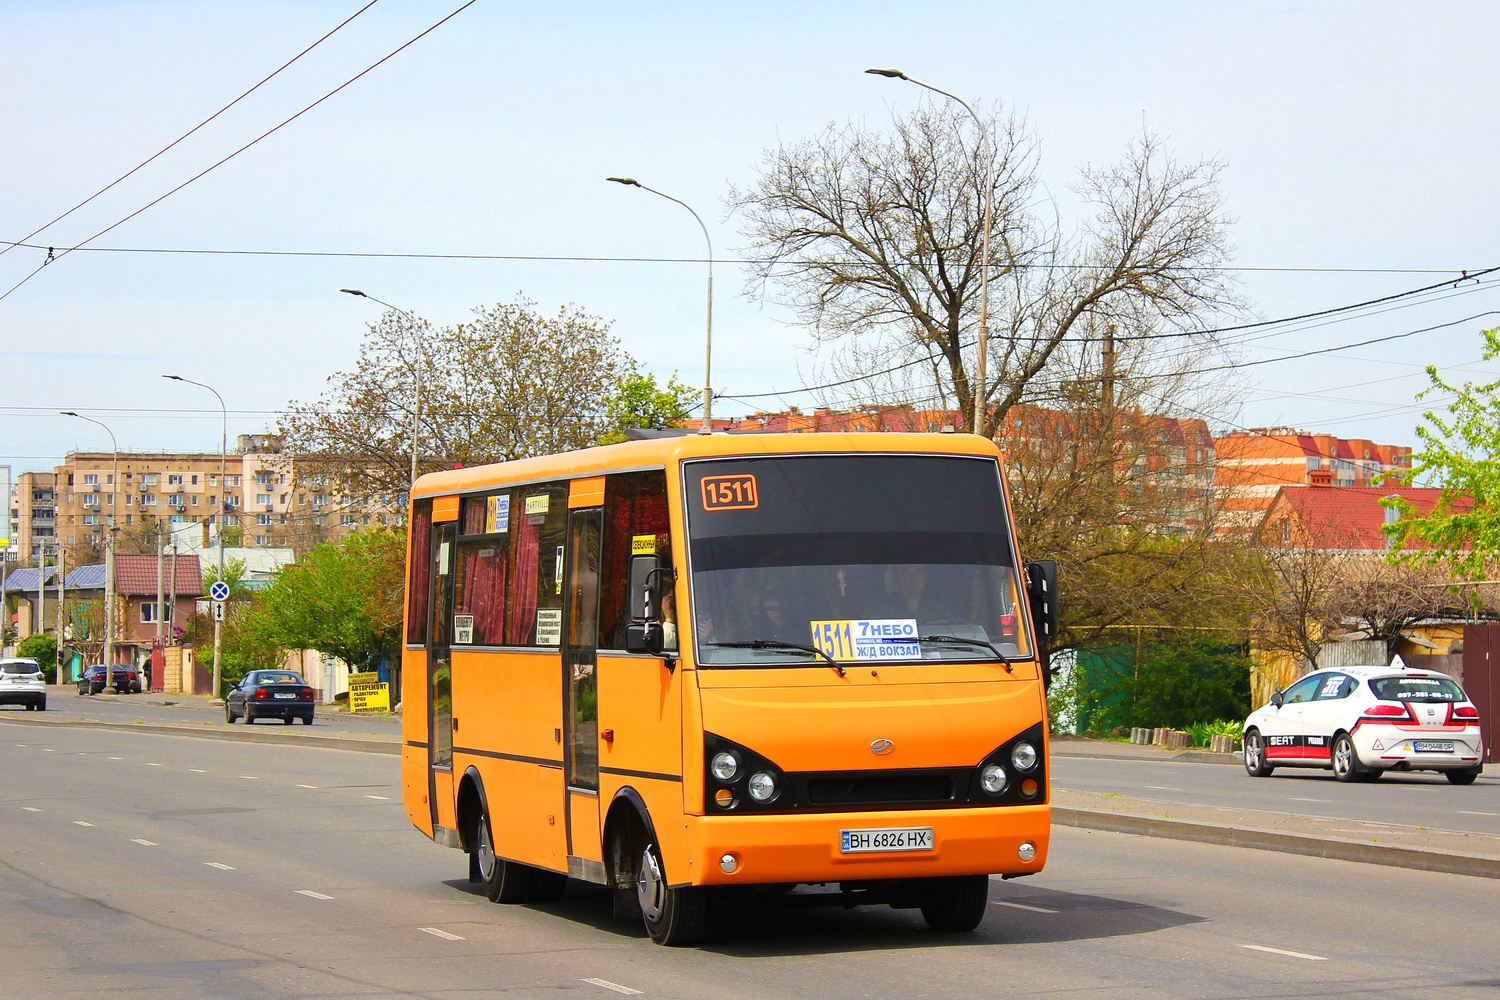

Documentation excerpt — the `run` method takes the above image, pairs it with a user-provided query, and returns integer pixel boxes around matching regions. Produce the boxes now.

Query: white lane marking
[146,762,162,767]
[364,795,391,800]
[1459,810,1499,817]
[1242,944,1327,961]
[1287,797,1329,803]
[14,744,26,747]
[296,784,318,789]
[581,978,644,995]
[189,768,207,773]
[108,756,123,760]
[205,862,236,871]
[43,748,55,752]
[73,821,95,827]
[1143,785,1184,791]
[239,776,259,780]
[993,900,1058,914]
[132,839,156,846]
[296,890,334,900]
[418,927,465,941]
[23,807,42,813]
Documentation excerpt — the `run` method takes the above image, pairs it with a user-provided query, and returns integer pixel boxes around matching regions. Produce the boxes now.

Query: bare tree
[732,103,1239,435]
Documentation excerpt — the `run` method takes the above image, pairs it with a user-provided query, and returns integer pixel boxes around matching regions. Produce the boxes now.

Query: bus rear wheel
[917,874,989,932]
[637,842,707,946]
[475,809,532,903]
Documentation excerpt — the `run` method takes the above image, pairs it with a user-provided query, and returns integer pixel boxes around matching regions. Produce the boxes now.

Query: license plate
[1414,741,1454,752]
[839,827,935,853]
[273,692,297,699]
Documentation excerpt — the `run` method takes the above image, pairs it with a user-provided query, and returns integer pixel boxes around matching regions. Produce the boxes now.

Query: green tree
[202,557,251,594]
[236,528,406,672]
[1383,326,1500,580]
[17,634,57,683]
[281,298,632,501]
[597,366,698,444]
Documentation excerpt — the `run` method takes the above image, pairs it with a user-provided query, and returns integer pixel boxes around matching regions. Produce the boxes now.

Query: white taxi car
[1243,657,1484,784]
[0,657,47,711]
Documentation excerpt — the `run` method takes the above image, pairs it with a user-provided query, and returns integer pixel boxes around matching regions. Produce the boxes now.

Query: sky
[3,0,1498,474]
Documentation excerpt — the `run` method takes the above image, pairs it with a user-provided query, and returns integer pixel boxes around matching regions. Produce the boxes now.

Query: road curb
[1054,806,1500,880]
[0,715,401,755]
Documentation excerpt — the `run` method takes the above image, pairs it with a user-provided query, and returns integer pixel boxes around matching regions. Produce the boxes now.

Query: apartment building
[14,436,399,564]
[1214,428,1412,532]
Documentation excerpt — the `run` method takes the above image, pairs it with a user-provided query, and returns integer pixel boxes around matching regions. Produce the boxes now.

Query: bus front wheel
[475,809,532,903]
[917,874,990,932]
[637,842,707,946]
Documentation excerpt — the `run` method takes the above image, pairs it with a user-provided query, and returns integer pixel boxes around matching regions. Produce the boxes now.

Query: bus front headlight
[980,763,1008,795]
[1010,741,1039,772]
[747,770,779,802]
[711,751,740,782]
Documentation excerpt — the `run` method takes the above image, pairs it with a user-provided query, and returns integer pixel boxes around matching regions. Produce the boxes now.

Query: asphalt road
[2,724,1496,999]
[1051,747,1500,838]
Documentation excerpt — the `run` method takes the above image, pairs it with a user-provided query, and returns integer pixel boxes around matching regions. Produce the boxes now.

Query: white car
[0,658,47,711]
[1243,657,1484,784]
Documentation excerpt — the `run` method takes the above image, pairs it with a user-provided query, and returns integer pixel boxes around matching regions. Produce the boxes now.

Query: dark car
[77,664,142,695]
[226,670,316,725]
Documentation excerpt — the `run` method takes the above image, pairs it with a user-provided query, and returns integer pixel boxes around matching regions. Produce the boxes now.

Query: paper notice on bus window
[536,609,562,646]
[453,615,474,644]
[525,494,550,515]
[632,534,657,554]
[486,495,510,533]
[810,619,920,661]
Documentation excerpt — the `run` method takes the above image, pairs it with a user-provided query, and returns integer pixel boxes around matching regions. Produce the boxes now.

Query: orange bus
[401,431,1057,945]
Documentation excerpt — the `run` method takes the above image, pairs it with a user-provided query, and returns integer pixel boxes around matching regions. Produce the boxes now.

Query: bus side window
[600,470,670,650]
[406,499,433,646]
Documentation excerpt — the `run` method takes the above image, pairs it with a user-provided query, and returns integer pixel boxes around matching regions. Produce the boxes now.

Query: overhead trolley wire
[0,0,478,306]
[0,0,381,263]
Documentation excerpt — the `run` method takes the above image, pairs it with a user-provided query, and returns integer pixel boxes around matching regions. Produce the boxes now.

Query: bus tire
[918,874,989,932]
[638,841,706,946]
[476,808,532,903]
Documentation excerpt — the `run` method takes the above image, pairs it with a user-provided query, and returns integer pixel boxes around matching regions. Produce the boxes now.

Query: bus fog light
[1010,741,1038,772]
[1018,841,1036,862]
[747,771,778,802]
[720,853,739,874]
[713,788,736,809]
[711,751,740,781]
[980,763,1008,795]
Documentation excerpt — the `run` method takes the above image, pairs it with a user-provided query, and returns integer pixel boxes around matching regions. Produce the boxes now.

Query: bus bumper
[680,804,1049,886]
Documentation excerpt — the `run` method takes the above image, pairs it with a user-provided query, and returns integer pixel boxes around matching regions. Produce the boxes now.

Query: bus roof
[409,432,1003,499]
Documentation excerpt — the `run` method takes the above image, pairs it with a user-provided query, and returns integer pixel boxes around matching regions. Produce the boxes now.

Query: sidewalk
[1050,735,1500,879]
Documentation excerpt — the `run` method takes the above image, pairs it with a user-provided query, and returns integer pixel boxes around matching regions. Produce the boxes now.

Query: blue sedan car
[226,670,316,725]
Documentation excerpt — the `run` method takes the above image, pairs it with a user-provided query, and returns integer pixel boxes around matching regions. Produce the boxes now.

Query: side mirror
[625,553,676,666]
[1025,559,1059,640]
[1270,690,1284,708]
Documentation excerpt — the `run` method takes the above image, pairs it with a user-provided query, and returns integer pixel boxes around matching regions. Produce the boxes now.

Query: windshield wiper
[706,640,846,677]
[878,634,1016,672]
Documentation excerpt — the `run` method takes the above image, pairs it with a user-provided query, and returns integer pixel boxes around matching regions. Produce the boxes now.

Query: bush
[16,634,57,683]
[1079,641,1251,733]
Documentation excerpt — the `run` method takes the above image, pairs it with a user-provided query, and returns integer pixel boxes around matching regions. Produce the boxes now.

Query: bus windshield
[683,453,1031,667]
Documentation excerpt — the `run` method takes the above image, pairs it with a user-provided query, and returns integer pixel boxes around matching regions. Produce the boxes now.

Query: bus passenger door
[428,519,458,839]
[563,506,603,868]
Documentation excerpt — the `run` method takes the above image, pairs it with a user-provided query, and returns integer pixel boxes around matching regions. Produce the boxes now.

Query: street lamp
[867,68,994,438]
[342,289,423,483]
[61,411,119,690]
[161,374,228,701]
[606,177,715,435]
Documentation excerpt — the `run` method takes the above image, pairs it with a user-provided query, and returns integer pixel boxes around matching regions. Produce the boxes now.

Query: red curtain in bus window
[506,514,541,645]
[458,542,508,645]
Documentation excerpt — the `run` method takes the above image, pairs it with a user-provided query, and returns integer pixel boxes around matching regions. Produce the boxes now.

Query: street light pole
[61,412,118,689]
[866,68,993,438]
[606,177,715,435]
[161,375,227,700]
[341,289,423,484]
